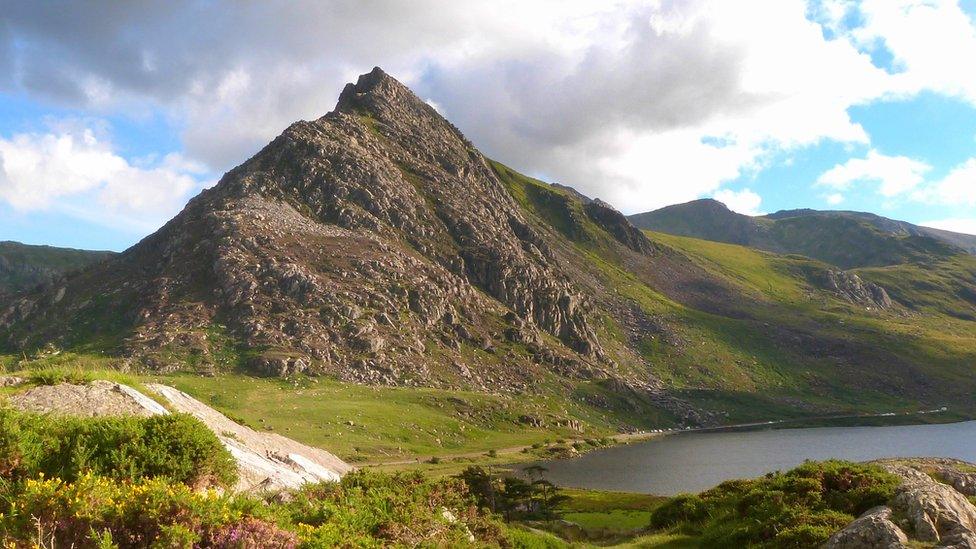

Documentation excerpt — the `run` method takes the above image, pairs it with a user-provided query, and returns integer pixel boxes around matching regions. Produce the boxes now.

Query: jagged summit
[1,68,606,390]
[335,66,410,113]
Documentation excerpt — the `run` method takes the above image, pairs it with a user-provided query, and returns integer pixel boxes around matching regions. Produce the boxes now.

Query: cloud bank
[1,0,974,227]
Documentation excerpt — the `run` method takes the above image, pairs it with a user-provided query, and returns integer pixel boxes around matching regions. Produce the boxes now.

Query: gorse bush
[649,460,900,549]
[0,470,525,548]
[0,473,272,547]
[0,409,237,488]
[285,470,506,546]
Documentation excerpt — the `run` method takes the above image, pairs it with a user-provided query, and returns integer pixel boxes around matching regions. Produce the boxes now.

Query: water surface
[523,421,976,495]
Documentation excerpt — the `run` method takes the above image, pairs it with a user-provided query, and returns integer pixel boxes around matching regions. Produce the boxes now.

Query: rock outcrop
[866,461,976,548]
[824,506,908,549]
[824,269,892,309]
[0,67,605,390]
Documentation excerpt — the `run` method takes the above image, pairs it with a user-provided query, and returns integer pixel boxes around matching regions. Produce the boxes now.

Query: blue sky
[1,0,975,251]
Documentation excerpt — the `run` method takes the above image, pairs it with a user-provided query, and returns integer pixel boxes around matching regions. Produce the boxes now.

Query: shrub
[649,460,900,548]
[0,473,260,546]
[649,494,709,529]
[285,470,505,546]
[206,517,298,548]
[0,408,237,488]
[0,470,508,547]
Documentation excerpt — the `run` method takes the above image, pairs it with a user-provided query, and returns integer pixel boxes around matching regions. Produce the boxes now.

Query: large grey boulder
[883,464,976,545]
[823,506,908,549]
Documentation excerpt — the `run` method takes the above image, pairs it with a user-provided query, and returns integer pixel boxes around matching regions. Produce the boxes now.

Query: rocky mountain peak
[335,66,408,113]
[1,68,605,387]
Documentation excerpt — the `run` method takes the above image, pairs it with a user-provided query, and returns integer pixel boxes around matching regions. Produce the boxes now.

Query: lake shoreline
[516,418,976,496]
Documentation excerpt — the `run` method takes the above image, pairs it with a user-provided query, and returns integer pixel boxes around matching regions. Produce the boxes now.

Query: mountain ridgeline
[628,199,976,269]
[2,68,975,429]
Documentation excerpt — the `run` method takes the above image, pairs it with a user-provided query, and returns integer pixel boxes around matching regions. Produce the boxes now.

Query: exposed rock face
[0,67,604,390]
[881,463,976,546]
[823,506,908,549]
[149,384,352,492]
[583,201,656,254]
[824,269,892,309]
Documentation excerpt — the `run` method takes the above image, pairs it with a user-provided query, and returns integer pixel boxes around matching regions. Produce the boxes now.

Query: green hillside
[493,163,976,421]
[628,199,971,269]
[0,241,113,298]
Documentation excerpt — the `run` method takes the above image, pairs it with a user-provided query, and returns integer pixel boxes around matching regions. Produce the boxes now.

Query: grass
[152,372,626,462]
[515,488,669,544]
[616,533,701,548]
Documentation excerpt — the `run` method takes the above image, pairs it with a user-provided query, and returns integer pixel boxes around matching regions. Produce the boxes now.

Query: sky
[0,0,975,251]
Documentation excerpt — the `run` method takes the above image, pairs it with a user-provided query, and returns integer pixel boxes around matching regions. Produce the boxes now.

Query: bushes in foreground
[0,409,237,488]
[0,470,522,547]
[649,460,901,548]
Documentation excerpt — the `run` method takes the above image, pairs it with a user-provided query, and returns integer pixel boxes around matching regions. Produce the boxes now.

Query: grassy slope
[628,203,963,269]
[0,241,113,296]
[492,160,976,420]
[0,353,667,464]
[648,233,976,412]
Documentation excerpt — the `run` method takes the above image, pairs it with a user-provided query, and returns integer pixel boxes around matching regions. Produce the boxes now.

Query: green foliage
[0,469,513,547]
[0,473,284,547]
[649,460,900,548]
[26,367,95,386]
[283,470,506,546]
[0,409,237,488]
[457,466,568,521]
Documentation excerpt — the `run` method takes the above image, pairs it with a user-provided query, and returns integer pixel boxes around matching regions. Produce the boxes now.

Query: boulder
[823,506,908,549]
[883,464,976,544]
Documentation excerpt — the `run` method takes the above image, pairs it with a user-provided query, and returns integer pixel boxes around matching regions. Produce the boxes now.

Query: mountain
[2,68,975,428]
[628,199,974,269]
[0,241,113,299]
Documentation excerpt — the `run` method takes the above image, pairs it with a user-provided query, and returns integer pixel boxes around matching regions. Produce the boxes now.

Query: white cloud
[0,0,904,217]
[0,123,204,232]
[846,0,976,104]
[0,0,974,220]
[920,218,976,236]
[826,193,845,205]
[713,188,764,215]
[912,157,976,206]
[816,149,932,196]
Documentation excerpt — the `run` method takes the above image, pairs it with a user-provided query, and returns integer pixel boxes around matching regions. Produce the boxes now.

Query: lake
[522,420,976,495]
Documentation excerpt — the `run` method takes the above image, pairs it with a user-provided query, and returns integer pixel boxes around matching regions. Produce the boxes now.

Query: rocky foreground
[827,459,976,548]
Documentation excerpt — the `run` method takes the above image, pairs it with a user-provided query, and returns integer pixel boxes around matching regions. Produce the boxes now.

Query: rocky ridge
[0,68,608,392]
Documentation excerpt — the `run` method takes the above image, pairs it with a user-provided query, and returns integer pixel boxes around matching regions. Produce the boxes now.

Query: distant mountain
[0,241,113,299]
[3,69,975,429]
[628,199,974,269]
